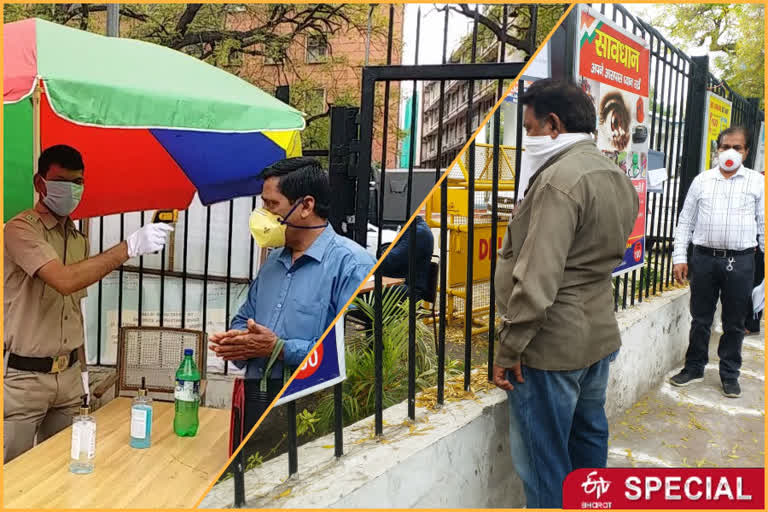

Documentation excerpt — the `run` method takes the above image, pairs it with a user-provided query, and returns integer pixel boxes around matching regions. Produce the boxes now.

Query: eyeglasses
[718,145,746,152]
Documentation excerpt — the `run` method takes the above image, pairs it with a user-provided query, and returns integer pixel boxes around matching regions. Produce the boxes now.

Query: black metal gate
[216,3,764,507]
[224,4,553,506]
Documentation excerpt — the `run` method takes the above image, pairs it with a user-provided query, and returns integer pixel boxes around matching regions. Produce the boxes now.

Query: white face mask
[716,148,743,172]
[42,179,83,216]
[522,133,593,172]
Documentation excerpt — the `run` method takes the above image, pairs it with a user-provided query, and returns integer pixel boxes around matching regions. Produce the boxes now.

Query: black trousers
[685,248,755,380]
[230,378,283,454]
[243,378,283,442]
[745,249,764,333]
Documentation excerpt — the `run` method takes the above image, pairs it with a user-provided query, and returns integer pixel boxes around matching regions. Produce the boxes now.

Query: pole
[364,5,374,66]
[107,4,120,37]
[32,83,41,204]
[678,55,708,212]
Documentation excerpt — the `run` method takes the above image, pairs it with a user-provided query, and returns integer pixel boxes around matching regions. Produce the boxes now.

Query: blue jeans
[506,351,617,508]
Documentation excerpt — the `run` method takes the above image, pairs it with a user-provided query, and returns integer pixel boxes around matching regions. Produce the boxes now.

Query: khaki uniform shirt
[4,203,89,358]
[494,140,639,371]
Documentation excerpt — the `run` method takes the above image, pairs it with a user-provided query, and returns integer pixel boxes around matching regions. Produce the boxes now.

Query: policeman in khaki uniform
[4,145,174,463]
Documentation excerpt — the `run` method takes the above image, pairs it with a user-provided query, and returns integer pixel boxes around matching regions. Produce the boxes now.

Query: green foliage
[296,408,321,437]
[219,434,285,482]
[534,6,569,48]
[648,4,764,106]
[312,287,460,431]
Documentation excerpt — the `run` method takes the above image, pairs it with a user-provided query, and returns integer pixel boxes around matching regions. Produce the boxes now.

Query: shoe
[669,369,704,387]
[722,379,741,398]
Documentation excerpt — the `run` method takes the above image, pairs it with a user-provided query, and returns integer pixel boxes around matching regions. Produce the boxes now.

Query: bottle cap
[138,376,147,397]
[80,394,90,415]
[184,348,194,357]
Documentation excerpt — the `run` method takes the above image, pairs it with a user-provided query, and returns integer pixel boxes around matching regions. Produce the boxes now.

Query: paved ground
[608,322,765,468]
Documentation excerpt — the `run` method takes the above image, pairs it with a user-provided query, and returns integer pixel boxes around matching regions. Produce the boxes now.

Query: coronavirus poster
[575,6,650,276]
[276,318,345,404]
[701,92,733,171]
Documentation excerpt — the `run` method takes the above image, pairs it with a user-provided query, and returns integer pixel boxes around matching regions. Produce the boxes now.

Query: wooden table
[357,276,405,295]
[4,398,229,509]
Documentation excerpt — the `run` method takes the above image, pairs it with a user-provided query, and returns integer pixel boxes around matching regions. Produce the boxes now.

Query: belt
[694,245,756,258]
[7,349,79,374]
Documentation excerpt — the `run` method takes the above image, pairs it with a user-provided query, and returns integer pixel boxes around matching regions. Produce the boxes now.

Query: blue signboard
[275,319,345,405]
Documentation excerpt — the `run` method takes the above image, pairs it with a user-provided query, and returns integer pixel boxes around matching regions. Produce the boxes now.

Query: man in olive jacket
[492,80,639,508]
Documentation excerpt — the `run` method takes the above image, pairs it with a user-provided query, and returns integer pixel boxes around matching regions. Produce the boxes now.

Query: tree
[4,4,378,69]
[647,4,764,105]
[5,4,401,161]
[440,4,568,63]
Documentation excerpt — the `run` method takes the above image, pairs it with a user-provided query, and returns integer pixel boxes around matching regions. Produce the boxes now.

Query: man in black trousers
[671,126,765,398]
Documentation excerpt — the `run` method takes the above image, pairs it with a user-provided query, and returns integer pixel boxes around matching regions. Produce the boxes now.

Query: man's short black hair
[521,79,597,134]
[38,144,84,178]
[262,157,331,219]
[717,125,751,149]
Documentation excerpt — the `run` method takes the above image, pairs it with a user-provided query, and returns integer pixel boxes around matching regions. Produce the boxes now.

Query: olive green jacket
[494,140,639,370]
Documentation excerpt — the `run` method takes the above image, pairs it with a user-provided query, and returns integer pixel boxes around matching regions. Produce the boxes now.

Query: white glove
[126,223,174,258]
[81,371,90,405]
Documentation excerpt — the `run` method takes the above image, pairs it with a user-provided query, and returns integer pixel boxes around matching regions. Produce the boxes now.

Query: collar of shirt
[711,165,748,181]
[34,202,78,233]
[276,224,334,268]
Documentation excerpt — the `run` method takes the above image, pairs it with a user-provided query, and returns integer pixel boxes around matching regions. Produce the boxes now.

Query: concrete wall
[200,288,691,509]
[606,287,690,418]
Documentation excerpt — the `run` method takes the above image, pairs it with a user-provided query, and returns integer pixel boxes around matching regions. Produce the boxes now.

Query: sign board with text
[574,5,650,276]
[701,92,732,171]
[447,225,503,287]
[276,319,345,405]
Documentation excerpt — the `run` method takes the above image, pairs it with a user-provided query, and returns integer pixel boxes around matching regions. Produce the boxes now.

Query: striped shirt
[673,166,765,264]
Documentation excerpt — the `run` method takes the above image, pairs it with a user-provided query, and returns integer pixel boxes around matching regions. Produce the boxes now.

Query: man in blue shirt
[209,158,374,403]
[346,215,434,333]
[377,215,435,301]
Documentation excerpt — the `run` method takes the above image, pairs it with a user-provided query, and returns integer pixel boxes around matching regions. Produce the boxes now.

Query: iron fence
[222,4,549,505]
[76,3,761,507]
[233,5,762,498]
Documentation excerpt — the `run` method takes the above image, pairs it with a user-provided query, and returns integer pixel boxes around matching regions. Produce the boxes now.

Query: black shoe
[722,379,741,398]
[669,369,704,387]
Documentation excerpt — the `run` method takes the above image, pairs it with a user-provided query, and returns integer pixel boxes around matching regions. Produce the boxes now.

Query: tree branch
[175,4,203,36]
[79,4,89,31]
[62,4,150,25]
[305,108,331,127]
[438,4,529,53]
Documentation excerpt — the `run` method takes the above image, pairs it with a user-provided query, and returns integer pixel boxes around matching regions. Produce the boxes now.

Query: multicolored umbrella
[4,18,305,221]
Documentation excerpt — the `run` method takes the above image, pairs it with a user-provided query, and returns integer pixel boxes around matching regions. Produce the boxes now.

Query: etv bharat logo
[582,471,612,500]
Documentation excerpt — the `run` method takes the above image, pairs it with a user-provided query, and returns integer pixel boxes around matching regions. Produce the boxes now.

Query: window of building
[302,88,327,116]
[306,34,329,64]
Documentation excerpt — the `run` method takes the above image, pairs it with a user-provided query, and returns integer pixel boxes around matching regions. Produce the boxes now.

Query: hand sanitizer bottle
[130,377,153,449]
[70,395,96,474]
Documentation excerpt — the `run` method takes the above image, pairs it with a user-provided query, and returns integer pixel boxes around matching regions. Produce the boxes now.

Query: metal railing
[224,5,544,505]
[216,4,763,507]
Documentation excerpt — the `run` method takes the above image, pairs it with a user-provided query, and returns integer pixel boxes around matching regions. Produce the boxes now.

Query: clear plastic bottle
[130,377,153,449]
[173,348,200,437]
[70,396,96,474]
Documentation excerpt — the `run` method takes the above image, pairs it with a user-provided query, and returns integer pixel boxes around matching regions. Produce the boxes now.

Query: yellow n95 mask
[249,208,287,248]
[249,196,329,248]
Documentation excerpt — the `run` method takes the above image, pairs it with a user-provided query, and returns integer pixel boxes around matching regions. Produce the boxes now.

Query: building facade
[229,5,406,169]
